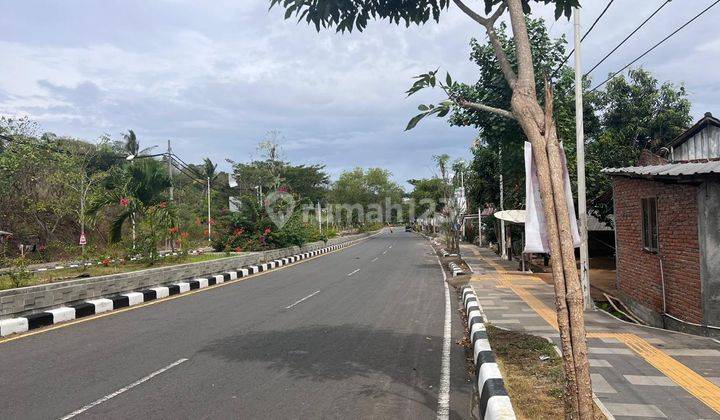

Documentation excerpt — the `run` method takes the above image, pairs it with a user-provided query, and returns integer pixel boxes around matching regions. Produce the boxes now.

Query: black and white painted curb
[0,238,365,337]
[449,262,466,277]
[461,285,517,420]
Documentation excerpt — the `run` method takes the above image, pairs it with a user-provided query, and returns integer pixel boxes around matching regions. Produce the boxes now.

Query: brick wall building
[603,113,720,338]
[612,178,703,324]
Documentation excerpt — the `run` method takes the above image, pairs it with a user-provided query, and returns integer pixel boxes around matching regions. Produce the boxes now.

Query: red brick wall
[613,177,703,323]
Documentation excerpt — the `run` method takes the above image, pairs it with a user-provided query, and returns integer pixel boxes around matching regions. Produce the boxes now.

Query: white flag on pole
[524,141,580,254]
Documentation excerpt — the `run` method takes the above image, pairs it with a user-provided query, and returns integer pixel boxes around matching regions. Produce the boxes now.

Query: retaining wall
[0,232,372,319]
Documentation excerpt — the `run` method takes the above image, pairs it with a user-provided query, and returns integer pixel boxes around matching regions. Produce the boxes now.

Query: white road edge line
[347,268,360,276]
[434,250,451,420]
[58,358,188,420]
[285,290,321,309]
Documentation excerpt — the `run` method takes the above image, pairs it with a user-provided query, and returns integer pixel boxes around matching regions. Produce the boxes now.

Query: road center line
[285,290,321,309]
[347,269,360,276]
[433,249,451,419]
[59,358,188,420]
[371,257,378,262]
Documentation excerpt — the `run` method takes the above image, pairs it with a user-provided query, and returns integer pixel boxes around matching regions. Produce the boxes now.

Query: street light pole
[574,8,593,310]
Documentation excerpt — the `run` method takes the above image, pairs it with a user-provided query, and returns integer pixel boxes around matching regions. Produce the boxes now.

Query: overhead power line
[550,0,616,79]
[584,0,672,77]
[171,159,205,184]
[590,0,720,92]
[170,152,207,180]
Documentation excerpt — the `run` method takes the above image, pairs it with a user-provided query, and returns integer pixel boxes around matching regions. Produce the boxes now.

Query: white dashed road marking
[347,269,360,276]
[59,358,188,420]
[285,290,321,309]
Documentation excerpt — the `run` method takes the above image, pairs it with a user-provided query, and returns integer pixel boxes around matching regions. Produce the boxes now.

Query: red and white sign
[79,233,87,246]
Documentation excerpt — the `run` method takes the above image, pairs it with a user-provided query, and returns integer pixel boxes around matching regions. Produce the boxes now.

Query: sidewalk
[460,243,720,420]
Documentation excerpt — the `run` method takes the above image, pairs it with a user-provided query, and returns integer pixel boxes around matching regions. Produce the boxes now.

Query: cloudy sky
[1,1,719,189]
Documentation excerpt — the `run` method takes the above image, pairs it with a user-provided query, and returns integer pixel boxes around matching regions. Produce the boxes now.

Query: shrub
[5,258,32,288]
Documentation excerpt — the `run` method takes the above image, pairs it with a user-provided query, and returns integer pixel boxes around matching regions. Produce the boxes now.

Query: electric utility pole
[166,140,175,251]
[574,9,592,310]
[317,201,322,232]
[207,177,212,243]
[167,140,174,203]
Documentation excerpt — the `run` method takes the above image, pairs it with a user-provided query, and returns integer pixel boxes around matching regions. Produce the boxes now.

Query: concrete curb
[461,285,517,420]
[449,262,466,277]
[0,237,367,338]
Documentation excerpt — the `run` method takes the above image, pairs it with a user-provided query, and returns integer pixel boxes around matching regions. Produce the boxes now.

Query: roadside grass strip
[448,262,466,277]
[461,285,517,420]
[16,249,205,274]
[0,240,361,338]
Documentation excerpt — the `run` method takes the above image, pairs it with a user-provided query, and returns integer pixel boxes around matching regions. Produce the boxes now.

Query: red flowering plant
[119,197,130,207]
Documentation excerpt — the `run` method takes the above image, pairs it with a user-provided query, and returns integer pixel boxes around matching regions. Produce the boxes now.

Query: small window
[641,197,658,252]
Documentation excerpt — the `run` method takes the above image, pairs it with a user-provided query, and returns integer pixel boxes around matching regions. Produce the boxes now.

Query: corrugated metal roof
[602,161,720,177]
[587,214,613,231]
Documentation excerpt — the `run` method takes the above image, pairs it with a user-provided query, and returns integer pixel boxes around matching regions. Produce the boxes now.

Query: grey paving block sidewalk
[460,243,720,420]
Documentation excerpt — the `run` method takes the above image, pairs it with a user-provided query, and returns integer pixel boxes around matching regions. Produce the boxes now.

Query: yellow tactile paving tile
[509,284,559,330]
[472,249,720,415]
[614,333,720,415]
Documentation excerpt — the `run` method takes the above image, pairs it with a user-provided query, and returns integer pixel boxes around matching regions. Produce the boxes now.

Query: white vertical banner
[524,142,580,254]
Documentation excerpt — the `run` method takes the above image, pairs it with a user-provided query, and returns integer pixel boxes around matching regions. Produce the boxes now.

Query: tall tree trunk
[504,0,593,418]
[511,87,580,417]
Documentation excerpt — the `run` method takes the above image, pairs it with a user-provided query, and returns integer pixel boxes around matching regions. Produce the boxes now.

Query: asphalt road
[0,231,473,419]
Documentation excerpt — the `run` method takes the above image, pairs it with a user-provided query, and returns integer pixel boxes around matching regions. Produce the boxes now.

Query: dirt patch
[487,326,605,419]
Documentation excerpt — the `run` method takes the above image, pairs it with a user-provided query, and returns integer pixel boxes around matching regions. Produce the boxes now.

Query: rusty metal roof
[602,161,720,178]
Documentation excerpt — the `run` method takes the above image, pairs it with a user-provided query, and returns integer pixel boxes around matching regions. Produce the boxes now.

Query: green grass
[0,253,231,291]
[487,325,606,419]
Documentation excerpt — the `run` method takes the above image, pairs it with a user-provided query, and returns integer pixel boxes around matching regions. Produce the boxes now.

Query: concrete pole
[574,9,593,310]
[80,175,85,259]
[499,147,507,260]
[167,140,175,251]
[317,201,322,232]
[460,169,466,240]
[167,140,174,203]
[478,206,482,247]
[207,177,212,243]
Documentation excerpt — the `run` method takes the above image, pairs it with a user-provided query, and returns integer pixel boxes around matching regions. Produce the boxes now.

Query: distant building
[602,112,720,338]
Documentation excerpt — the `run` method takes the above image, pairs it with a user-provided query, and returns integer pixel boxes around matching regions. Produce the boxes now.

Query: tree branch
[506,0,536,95]
[457,99,516,120]
[452,0,489,25]
[453,0,517,88]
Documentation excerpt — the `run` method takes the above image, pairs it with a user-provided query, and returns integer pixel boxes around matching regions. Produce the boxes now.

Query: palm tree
[201,158,219,184]
[122,130,156,158]
[89,159,170,243]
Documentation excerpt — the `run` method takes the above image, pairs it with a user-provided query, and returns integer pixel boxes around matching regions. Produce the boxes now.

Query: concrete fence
[0,232,373,319]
